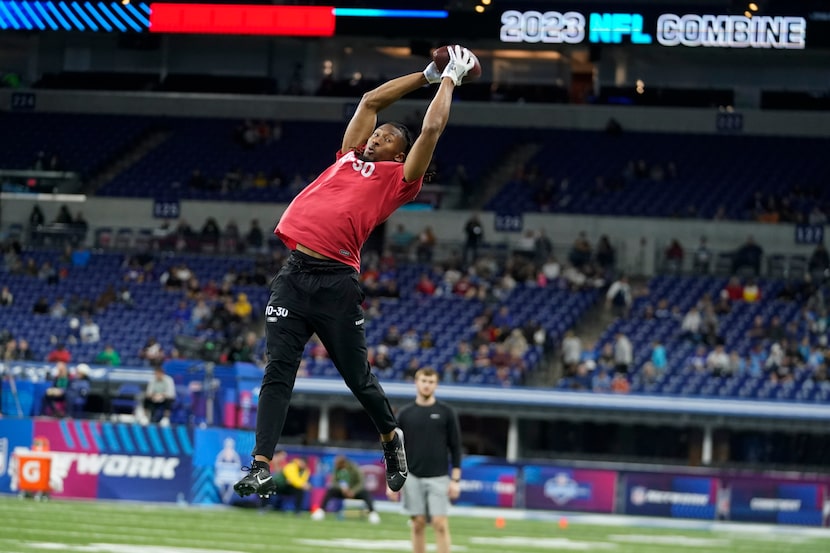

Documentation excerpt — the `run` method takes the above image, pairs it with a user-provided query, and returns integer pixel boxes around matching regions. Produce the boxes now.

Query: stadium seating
[0,112,154,179]
[486,129,830,219]
[0,249,597,390]
[558,274,830,404]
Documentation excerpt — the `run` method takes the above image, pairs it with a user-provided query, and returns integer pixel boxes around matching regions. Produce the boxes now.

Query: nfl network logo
[544,473,589,506]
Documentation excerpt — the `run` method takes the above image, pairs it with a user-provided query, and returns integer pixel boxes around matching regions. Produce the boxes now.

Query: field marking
[469,536,617,550]
[607,534,732,547]
[24,542,247,553]
[295,538,467,551]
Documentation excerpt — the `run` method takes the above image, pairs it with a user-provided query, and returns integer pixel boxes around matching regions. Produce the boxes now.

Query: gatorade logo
[20,459,41,484]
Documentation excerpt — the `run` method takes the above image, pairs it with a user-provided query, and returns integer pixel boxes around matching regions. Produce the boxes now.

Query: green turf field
[0,495,828,553]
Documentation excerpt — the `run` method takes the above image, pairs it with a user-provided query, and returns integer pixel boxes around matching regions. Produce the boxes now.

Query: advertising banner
[16,419,194,502]
[0,418,34,494]
[624,472,717,520]
[725,476,829,527]
[192,428,388,510]
[457,458,518,508]
[524,466,616,513]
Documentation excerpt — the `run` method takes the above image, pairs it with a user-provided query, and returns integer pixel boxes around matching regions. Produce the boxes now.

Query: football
[431,45,482,84]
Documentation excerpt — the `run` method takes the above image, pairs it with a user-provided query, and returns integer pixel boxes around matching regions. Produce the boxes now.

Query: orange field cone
[494,517,506,529]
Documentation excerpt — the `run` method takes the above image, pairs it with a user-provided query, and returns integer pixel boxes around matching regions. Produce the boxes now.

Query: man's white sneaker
[311,508,325,521]
[368,511,381,524]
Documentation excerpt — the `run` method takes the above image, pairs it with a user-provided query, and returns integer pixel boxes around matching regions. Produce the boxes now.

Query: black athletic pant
[253,250,398,459]
[320,486,375,512]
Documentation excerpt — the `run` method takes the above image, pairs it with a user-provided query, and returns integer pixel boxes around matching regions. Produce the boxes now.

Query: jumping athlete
[234,46,478,498]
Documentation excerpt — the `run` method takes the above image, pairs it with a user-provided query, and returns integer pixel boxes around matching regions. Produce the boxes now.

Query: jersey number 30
[352,158,376,177]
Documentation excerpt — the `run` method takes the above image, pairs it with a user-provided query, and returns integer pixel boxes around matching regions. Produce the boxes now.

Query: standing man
[388,368,463,553]
[234,46,479,498]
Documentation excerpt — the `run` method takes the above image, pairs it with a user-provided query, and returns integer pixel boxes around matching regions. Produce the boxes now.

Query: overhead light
[636,79,645,94]
[744,10,753,17]
[482,0,492,5]
[491,49,562,60]
[474,4,484,13]
[748,2,759,11]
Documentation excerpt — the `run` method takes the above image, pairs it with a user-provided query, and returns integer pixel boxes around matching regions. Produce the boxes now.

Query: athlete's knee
[431,516,449,535]
[411,516,428,533]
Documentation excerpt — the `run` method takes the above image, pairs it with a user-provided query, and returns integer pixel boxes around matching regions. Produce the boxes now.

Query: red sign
[149,4,336,36]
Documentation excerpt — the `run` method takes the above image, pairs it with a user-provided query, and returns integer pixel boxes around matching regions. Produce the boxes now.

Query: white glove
[423,61,442,85]
[441,45,475,86]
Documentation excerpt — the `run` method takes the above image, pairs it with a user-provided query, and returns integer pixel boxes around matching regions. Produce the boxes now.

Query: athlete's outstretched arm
[341,73,428,154]
[402,78,455,183]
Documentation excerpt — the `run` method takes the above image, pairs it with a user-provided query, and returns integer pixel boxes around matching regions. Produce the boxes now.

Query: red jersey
[276,149,423,271]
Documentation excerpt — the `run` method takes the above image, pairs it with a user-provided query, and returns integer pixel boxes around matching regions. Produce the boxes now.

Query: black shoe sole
[233,482,276,498]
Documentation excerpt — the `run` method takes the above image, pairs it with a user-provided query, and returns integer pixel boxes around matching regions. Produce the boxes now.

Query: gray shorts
[402,474,450,517]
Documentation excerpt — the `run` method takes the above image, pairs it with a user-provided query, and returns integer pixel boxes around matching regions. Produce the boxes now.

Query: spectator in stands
[312,455,381,523]
[42,361,70,417]
[55,204,73,225]
[664,239,684,273]
[0,286,12,307]
[382,325,402,347]
[680,306,702,342]
[591,366,612,392]
[46,343,71,363]
[568,232,592,268]
[414,273,437,296]
[742,279,761,303]
[651,340,667,371]
[79,316,101,344]
[38,261,58,285]
[29,204,45,229]
[416,226,437,263]
[808,244,830,276]
[701,305,721,346]
[561,330,582,376]
[245,219,264,253]
[389,224,415,259]
[611,372,630,394]
[638,361,658,385]
[139,336,166,365]
[688,345,708,372]
[95,344,121,367]
[462,214,484,266]
[606,275,632,318]
[49,297,67,318]
[2,339,17,362]
[32,296,49,315]
[613,333,633,375]
[721,276,744,302]
[142,364,176,425]
[693,237,712,274]
[766,315,786,342]
[732,236,763,276]
[201,217,221,248]
[595,235,616,275]
[233,293,253,322]
[15,338,34,361]
[400,328,420,353]
[706,344,730,377]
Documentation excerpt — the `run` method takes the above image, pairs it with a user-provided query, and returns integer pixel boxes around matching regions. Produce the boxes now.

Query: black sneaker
[382,428,408,492]
[233,461,277,498]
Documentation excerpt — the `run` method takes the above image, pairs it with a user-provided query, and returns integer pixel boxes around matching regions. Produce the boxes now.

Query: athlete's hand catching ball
[431,44,482,85]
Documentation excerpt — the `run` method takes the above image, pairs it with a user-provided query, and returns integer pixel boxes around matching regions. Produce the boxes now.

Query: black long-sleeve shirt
[397,400,462,478]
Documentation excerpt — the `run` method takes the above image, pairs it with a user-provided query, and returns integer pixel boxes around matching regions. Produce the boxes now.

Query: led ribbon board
[499,9,808,49]
[0,2,447,34]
